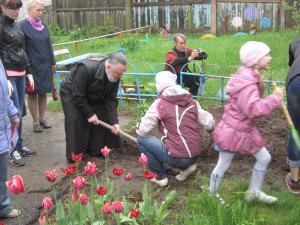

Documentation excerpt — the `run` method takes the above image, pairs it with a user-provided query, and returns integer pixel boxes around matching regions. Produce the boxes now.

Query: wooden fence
[45,0,291,34]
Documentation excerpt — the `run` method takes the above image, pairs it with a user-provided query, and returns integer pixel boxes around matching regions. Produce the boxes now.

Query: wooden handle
[272,82,292,125]
[97,120,137,143]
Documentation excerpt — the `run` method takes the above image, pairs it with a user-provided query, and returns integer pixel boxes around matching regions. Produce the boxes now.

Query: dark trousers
[287,75,300,167]
[0,153,12,217]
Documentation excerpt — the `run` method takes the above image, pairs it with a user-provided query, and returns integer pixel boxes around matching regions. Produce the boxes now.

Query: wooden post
[279,0,286,31]
[75,42,80,51]
[51,0,57,26]
[187,5,193,32]
[211,0,217,34]
[148,26,152,35]
[125,0,132,30]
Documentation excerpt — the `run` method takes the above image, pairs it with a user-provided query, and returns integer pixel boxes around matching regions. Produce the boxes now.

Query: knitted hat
[240,41,270,67]
[155,71,177,93]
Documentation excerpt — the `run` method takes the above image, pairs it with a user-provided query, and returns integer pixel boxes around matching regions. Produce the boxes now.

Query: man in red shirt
[164,33,200,96]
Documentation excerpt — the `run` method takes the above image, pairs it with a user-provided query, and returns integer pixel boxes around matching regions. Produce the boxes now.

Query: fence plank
[45,0,292,33]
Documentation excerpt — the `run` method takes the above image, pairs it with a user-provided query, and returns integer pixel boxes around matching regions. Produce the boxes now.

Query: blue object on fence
[261,17,271,29]
[233,32,248,37]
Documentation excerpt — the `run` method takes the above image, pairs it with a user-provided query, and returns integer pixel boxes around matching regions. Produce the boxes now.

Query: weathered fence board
[42,0,291,33]
[217,2,280,33]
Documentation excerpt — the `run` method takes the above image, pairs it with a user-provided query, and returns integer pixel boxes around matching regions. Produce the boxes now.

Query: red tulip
[112,201,123,213]
[6,175,24,195]
[125,172,132,181]
[39,211,46,225]
[130,208,140,218]
[80,193,89,205]
[96,186,107,196]
[102,202,112,215]
[0,221,4,225]
[71,192,78,202]
[139,153,148,166]
[113,168,123,176]
[144,169,157,180]
[84,161,96,176]
[73,176,86,190]
[44,170,57,183]
[42,197,53,210]
[71,153,83,162]
[101,146,110,157]
[61,164,77,175]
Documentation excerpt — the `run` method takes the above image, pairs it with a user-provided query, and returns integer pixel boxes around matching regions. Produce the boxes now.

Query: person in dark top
[284,36,300,194]
[60,53,127,162]
[164,33,200,96]
[20,0,56,133]
[0,0,37,167]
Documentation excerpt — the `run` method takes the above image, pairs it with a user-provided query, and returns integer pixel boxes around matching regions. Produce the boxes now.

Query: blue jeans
[287,75,300,167]
[7,76,25,151]
[0,153,12,217]
[137,136,198,179]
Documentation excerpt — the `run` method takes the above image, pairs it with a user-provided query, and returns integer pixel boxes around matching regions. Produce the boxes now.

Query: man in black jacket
[60,53,127,162]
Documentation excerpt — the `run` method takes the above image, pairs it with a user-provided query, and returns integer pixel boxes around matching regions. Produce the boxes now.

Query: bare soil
[2,107,289,225]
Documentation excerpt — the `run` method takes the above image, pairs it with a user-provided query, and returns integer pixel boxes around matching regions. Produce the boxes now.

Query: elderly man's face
[174,37,186,52]
[106,63,127,82]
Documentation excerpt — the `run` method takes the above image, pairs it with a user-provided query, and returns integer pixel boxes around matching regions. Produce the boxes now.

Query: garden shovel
[272,83,300,151]
[96,120,137,144]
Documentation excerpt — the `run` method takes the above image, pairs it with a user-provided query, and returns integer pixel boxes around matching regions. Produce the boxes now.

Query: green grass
[170,173,300,225]
[52,30,298,82]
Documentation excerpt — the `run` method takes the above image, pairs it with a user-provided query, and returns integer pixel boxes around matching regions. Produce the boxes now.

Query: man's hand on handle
[111,124,121,135]
[88,114,100,126]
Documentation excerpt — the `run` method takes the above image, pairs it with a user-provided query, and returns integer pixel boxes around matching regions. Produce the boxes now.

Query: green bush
[286,1,300,30]
[120,36,140,51]
[48,25,67,36]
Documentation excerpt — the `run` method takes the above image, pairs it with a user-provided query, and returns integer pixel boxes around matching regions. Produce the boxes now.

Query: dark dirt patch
[2,107,289,225]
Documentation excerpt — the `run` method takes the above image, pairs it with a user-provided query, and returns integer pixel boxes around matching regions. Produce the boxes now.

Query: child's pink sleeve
[236,85,281,119]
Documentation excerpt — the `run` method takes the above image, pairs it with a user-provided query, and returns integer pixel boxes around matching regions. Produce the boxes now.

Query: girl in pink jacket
[210,41,283,204]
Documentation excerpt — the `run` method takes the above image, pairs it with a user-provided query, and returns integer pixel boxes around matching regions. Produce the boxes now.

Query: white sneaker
[175,163,197,181]
[4,209,21,218]
[150,177,168,187]
[245,191,277,204]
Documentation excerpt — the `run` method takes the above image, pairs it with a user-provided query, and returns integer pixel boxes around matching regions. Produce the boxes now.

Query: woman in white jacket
[136,71,215,187]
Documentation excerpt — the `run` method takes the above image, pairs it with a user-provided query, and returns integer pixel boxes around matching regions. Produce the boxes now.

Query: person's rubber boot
[176,163,197,181]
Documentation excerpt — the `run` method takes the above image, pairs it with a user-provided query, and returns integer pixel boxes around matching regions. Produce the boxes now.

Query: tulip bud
[73,176,86,190]
[102,202,112,215]
[101,146,110,157]
[130,208,140,218]
[112,201,124,213]
[44,170,57,183]
[71,192,78,202]
[96,186,107,196]
[80,193,89,205]
[125,172,132,181]
[112,168,123,176]
[6,175,24,195]
[42,197,53,210]
[84,161,96,176]
[139,153,148,166]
